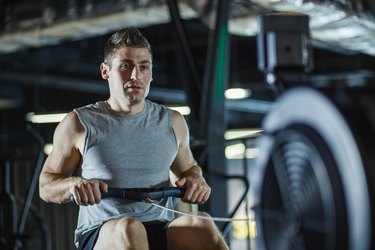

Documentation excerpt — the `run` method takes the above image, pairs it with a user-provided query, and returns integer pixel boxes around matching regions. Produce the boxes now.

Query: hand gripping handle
[70,187,186,204]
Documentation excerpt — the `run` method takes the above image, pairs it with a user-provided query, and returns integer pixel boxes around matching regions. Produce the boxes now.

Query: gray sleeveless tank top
[73,99,178,247]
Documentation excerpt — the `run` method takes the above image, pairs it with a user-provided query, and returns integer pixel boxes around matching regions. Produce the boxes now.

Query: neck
[105,98,145,115]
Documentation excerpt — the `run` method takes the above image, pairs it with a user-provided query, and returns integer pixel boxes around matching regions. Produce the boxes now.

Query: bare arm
[170,110,211,204]
[39,112,107,205]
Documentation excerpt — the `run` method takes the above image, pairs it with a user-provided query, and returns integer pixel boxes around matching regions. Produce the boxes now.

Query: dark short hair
[104,27,152,67]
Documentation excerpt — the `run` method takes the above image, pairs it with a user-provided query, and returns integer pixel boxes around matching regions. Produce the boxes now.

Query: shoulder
[145,99,174,118]
[171,110,188,143]
[52,111,85,153]
[74,101,105,114]
[171,109,185,124]
[145,99,167,112]
[56,112,84,137]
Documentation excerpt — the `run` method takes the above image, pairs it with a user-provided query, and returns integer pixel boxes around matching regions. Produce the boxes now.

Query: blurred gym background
[1,1,375,249]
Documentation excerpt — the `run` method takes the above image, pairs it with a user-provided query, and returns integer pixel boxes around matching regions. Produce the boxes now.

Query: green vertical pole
[200,0,231,229]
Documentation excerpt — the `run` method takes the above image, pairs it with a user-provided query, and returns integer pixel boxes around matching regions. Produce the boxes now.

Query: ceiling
[1,0,375,151]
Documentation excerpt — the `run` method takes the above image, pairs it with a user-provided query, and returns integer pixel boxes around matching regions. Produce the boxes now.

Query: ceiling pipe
[1,0,375,56]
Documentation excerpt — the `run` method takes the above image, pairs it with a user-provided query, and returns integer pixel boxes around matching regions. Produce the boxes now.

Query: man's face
[103,47,153,105]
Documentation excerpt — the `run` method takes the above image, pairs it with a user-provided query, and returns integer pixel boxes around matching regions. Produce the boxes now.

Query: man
[39,27,228,250]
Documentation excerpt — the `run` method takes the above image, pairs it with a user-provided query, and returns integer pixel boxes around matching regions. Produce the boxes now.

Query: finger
[187,183,204,203]
[190,185,203,203]
[71,186,80,205]
[195,189,206,204]
[197,187,210,204]
[77,188,88,205]
[175,178,186,187]
[184,183,197,201]
[99,181,108,193]
[76,186,88,205]
[203,188,211,203]
[91,182,102,204]
[176,178,190,201]
[86,182,99,205]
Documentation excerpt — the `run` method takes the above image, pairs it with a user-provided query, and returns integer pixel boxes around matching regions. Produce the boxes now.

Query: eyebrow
[120,59,152,64]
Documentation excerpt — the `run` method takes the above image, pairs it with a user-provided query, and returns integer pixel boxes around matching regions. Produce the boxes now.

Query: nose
[130,66,139,80]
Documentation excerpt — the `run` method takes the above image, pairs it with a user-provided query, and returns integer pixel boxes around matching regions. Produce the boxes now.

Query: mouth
[125,85,142,92]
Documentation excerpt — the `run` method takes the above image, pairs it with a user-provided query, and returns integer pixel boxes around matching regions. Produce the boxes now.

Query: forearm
[39,172,83,204]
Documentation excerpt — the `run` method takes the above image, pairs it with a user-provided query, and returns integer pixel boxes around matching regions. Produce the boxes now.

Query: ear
[100,62,109,80]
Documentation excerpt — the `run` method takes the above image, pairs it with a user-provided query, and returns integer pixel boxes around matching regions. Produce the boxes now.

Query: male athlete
[39,27,228,250]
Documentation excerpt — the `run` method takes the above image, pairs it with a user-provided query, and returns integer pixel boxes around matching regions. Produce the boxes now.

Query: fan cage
[259,124,348,250]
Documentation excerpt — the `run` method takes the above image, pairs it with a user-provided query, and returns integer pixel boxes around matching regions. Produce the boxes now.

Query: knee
[116,217,146,238]
[177,212,216,229]
[193,213,227,249]
[191,212,216,229]
[169,213,228,249]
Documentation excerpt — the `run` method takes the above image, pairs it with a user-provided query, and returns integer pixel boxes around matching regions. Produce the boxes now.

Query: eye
[121,63,131,69]
[139,65,149,71]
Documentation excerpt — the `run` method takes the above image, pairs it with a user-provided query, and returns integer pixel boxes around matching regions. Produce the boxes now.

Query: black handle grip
[163,187,185,198]
[70,187,185,204]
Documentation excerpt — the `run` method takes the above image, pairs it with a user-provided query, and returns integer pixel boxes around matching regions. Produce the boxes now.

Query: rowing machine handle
[70,187,186,204]
[163,187,185,199]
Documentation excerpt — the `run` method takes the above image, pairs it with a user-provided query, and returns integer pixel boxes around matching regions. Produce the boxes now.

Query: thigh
[167,214,226,250]
[83,219,169,250]
[168,215,201,249]
[93,220,122,250]
[94,218,148,250]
